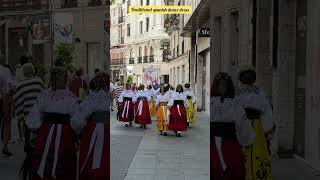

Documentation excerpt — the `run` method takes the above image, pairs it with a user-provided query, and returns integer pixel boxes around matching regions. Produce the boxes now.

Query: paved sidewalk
[124,112,210,180]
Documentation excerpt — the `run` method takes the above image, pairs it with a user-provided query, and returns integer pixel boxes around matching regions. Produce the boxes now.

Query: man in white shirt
[14,55,29,84]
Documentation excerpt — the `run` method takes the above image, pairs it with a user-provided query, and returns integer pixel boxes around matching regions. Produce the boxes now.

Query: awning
[181,0,210,37]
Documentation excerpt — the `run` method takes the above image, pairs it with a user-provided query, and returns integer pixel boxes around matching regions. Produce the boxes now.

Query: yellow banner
[128,6,192,14]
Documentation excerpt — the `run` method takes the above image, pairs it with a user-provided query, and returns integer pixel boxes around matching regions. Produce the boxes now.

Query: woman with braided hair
[71,72,110,180]
[211,72,255,180]
[25,66,79,180]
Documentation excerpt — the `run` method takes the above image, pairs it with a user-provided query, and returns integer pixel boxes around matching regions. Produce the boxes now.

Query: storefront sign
[198,28,210,37]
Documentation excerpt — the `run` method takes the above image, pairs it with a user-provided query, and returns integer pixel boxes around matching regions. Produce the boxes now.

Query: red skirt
[168,105,187,131]
[118,100,134,122]
[29,122,77,180]
[211,137,245,180]
[134,100,151,125]
[79,122,110,180]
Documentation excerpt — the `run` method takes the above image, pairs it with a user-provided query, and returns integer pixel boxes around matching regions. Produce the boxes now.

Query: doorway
[87,42,101,77]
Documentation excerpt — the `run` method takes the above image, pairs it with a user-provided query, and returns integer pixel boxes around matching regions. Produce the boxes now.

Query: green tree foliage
[54,43,74,71]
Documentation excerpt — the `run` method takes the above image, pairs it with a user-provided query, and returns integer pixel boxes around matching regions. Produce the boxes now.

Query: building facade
[182,0,210,114]
[210,0,319,170]
[110,0,126,82]
[53,0,108,77]
[124,0,170,85]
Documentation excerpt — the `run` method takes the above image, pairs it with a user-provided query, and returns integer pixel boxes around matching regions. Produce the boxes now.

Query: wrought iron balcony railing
[143,56,148,63]
[111,58,125,65]
[129,57,134,64]
[137,57,142,63]
[0,0,48,10]
[149,55,154,62]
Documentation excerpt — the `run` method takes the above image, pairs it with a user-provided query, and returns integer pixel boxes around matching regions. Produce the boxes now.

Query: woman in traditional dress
[211,72,255,180]
[167,84,189,137]
[146,85,156,117]
[71,72,109,180]
[236,68,274,180]
[155,85,170,136]
[184,83,196,127]
[118,83,135,127]
[133,84,151,129]
[25,66,79,180]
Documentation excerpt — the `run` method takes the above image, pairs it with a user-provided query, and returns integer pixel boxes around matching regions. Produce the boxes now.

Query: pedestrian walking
[14,55,29,84]
[117,83,135,127]
[236,68,274,180]
[155,85,170,136]
[146,85,156,117]
[14,63,44,151]
[211,72,255,180]
[132,84,151,129]
[184,83,196,126]
[71,72,109,180]
[110,81,115,111]
[25,66,79,180]
[167,84,189,137]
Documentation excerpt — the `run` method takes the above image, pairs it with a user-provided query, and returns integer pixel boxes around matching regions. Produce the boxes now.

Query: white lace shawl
[26,89,80,130]
[132,91,151,103]
[184,89,196,104]
[71,90,109,131]
[235,85,273,132]
[168,92,189,108]
[210,97,255,146]
[155,93,171,106]
[118,90,135,103]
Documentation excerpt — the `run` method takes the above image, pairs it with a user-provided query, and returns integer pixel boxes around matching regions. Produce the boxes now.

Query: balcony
[118,16,124,24]
[120,37,124,44]
[111,58,125,65]
[0,0,49,11]
[149,55,154,62]
[143,56,148,63]
[137,57,142,63]
[129,57,134,64]
[88,0,102,7]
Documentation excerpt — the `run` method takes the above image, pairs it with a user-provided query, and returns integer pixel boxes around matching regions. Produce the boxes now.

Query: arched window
[144,46,148,56]
[139,47,142,57]
[149,46,154,62]
[130,49,134,58]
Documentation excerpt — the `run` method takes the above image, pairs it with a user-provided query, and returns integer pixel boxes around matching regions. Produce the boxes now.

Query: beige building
[53,0,107,77]
[210,0,319,170]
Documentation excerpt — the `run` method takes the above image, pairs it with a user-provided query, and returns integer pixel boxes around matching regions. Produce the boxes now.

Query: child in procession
[118,83,135,127]
[167,84,189,137]
[133,84,152,129]
[155,85,171,136]
[71,72,109,180]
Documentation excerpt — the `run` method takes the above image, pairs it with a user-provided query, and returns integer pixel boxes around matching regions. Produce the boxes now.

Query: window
[127,24,131,37]
[127,0,131,13]
[146,0,149,5]
[140,0,143,5]
[139,21,143,34]
[182,40,185,54]
[177,45,179,56]
[146,17,149,32]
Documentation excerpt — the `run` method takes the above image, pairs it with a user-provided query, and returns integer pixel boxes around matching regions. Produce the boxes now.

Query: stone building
[210,0,319,170]
[124,0,170,85]
[181,0,210,114]
[110,0,126,82]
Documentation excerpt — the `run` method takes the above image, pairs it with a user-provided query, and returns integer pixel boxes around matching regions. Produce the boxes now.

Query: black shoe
[125,124,129,127]
[2,148,13,157]
[177,133,181,137]
[187,122,190,127]
[159,131,163,135]
[143,125,146,129]
[163,132,167,136]
[129,122,132,126]
[140,125,143,128]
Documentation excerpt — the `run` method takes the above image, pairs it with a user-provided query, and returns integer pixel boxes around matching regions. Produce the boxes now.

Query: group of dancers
[211,67,275,180]
[116,82,196,137]
[22,66,109,180]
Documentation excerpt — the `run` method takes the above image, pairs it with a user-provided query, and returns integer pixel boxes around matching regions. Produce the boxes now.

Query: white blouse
[235,85,274,132]
[26,89,80,131]
[132,90,151,103]
[155,92,171,106]
[168,92,189,108]
[211,97,255,146]
[71,90,109,131]
[184,89,196,104]
[118,90,135,103]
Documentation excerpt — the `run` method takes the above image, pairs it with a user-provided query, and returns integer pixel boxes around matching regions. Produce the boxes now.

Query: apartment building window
[146,0,150,5]
[88,0,102,6]
[182,40,185,54]
[127,0,131,13]
[127,24,131,36]
[61,0,77,8]
[146,17,149,32]
[140,0,143,5]
[139,21,143,34]
[177,45,179,56]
